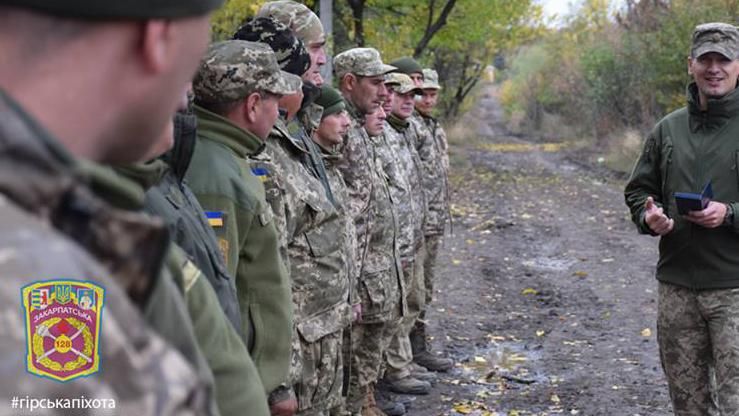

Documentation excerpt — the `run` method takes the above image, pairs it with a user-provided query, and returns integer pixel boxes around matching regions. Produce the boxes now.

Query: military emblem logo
[22,280,105,382]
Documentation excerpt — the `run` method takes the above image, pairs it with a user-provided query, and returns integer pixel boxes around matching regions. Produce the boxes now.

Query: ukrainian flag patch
[251,167,269,182]
[205,211,224,227]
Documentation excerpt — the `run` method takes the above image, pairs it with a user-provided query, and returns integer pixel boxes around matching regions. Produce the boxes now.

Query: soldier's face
[392,91,415,120]
[409,72,424,87]
[353,75,388,114]
[689,52,739,102]
[279,89,304,120]
[416,89,439,115]
[383,89,395,113]
[252,92,281,140]
[316,110,351,145]
[304,39,327,87]
[364,106,386,137]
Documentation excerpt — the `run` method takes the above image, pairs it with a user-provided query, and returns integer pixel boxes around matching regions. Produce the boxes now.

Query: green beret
[315,85,345,119]
[389,56,423,76]
[0,0,223,19]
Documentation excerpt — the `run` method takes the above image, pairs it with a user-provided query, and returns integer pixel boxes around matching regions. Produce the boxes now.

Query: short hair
[194,98,242,117]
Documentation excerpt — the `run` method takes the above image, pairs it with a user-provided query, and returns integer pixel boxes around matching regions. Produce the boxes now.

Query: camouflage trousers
[386,244,427,378]
[343,316,400,412]
[658,282,739,416]
[422,234,444,304]
[295,330,344,416]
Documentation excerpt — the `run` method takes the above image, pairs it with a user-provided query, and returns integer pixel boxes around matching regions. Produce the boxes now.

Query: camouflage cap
[384,73,421,95]
[233,17,311,77]
[0,0,222,19]
[691,22,739,60]
[193,40,302,104]
[256,1,325,44]
[334,48,397,79]
[421,68,441,90]
[315,85,345,118]
[389,56,424,76]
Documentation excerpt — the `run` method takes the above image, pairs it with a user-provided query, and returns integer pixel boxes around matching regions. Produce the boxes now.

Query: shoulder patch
[251,167,270,182]
[205,211,224,227]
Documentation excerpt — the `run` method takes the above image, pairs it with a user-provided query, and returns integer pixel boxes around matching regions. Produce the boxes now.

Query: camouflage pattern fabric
[691,22,739,59]
[193,40,301,103]
[0,90,211,414]
[421,68,441,90]
[256,0,325,44]
[232,17,311,77]
[414,113,449,236]
[422,234,443,304]
[255,118,352,413]
[333,48,397,79]
[658,282,739,415]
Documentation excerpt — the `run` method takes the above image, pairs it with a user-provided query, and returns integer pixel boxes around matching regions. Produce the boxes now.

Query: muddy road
[406,87,672,416]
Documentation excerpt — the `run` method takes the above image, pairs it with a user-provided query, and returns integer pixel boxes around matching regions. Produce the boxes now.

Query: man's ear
[243,92,262,124]
[343,73,357,93]
[687,55,694,76]
[140,20,174,73]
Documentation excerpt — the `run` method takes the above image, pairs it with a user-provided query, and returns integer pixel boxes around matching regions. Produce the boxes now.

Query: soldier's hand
[645,196,674,236]
[685,201,726,228]
[270,397,298,416]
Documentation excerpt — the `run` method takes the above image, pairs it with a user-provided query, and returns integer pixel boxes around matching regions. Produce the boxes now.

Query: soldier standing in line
[390,57,454,372]
[334,47,406,416]
[0,0,224,413]
[235,18,354,416]
[186,40,302,416]
[378,73,438,398]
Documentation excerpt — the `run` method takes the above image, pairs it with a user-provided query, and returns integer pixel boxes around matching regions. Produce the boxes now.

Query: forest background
[211,0,739,173]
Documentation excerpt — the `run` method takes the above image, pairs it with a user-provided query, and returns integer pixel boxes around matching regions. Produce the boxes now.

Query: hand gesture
[645,197,674,235]
[685,201,727,228]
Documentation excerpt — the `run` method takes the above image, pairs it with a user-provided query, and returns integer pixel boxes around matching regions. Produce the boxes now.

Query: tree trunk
[413,0,457,58]
[347,0,365,47]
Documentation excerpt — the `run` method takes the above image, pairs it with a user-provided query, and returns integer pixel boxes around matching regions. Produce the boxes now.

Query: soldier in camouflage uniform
[391,58,454,373]
[378,73,437,396]
[624,23,739,416]
[334,48,406,416]
[0,0,226,412]
[186,40,302,416]
[235,19,353,416]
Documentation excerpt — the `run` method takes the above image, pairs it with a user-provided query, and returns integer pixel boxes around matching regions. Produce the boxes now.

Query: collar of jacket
[113,159,169,192]
[270,116,309,154]
[161,110,198,183]
[0,89,167,308]
[194,104,265,158]
[316,140,342,163]
[77,160,148,211]
[344,99,365,124]
[687,82,739,132]
[387,113,410,132]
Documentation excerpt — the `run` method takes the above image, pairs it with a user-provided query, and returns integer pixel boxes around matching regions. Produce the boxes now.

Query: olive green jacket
[625,82,739,290]
[186,105,293,395]
[115,163,270,416]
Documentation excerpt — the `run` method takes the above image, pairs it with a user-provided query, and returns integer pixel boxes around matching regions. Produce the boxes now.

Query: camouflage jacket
[382,115,427,261]
[256,118,352,384]
[0,89,211,415]
[287,105,336,206]
[412,112,449,235]
[337,101,405,322]
[115,164,270,416]
[186,105,293,395]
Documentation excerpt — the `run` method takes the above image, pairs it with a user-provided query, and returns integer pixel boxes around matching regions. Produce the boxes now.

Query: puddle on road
[522,257,577,272]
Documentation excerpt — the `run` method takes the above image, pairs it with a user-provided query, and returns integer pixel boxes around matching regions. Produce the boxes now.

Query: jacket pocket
[661,139,674,216]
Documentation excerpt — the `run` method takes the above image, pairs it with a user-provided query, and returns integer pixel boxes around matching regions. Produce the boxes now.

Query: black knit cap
[233,17,311,77]
[389,56,423,76]
[314,85,345,119]
[0,0,223,19]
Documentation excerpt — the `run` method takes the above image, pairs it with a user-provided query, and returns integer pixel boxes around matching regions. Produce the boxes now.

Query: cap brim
[265,70,303,95]
[422,83,441,90]
[360,64,398,77]
[694,45,734,60]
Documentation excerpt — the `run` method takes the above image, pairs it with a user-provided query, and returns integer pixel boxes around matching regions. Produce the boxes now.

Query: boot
[409,362,437,383]
[411,321,454,372]
[382,375,431,395]
[374,386,407,416]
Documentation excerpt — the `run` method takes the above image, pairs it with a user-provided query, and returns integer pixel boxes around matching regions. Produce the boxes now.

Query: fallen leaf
[474,356,487,363]
[601,258,614,263]
[573,271,588,278]
[521,288,538,295]
[641,328,652,337]
[551,394,561,404]
[452,259,462,265]
[536,330,545,337]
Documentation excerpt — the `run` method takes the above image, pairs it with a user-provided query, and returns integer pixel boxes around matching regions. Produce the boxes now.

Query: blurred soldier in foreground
[334,47,405,416]
[186,40,301,416]
[0,0,222,413]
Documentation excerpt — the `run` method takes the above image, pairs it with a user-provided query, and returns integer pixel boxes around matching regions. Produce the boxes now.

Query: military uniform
[333,48,406,414]
[0,89,211,415]
[187,41,302,401]
[256,117,352,415]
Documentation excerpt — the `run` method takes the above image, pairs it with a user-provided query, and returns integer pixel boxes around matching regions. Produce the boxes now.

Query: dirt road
[405,87,672,416]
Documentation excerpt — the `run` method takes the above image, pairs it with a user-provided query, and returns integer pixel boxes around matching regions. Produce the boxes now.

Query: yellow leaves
[641,328,652,337]
[451,400,499,415]
[521,288,538,295]
[476,142,569,153]
[572,271,588,278]
[452,259,463,265]
[536,330,545,337]
[474,356,488,364]
[550,394,561,404]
